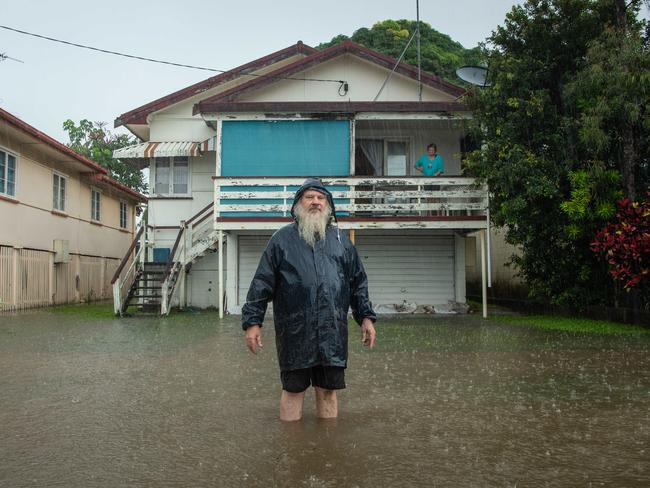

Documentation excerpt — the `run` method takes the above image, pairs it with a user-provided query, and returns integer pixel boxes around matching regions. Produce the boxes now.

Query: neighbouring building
[0,108,147,311]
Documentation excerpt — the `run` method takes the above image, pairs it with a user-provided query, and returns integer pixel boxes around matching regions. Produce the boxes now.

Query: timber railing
[212,176,489,230]
[111,225,145,315]
[160,202,215,314]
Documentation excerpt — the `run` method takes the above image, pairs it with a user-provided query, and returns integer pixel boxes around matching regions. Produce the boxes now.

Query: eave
[196,101,470,118]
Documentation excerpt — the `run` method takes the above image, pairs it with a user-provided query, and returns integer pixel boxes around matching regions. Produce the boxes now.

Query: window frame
[91,187,102,222]
[355,137,412,176]
[52,171,67,212]
[383,138,411,176]
[119,200,128,229]
[0,146,18,198]
[151,156,190,197]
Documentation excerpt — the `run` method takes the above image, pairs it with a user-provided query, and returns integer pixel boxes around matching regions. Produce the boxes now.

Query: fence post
[49,252,55,304]
[99,257,105,300]
[11,247,19,308]
[74,254,81,303]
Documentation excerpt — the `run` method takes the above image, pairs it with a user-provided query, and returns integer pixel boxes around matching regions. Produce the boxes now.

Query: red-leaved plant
[591,192,650,291]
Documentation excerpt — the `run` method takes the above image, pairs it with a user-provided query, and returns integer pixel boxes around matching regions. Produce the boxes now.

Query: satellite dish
[456,65,491,87]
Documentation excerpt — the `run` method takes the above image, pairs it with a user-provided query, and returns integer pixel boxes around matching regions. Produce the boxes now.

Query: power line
[0,25,346,84]
[0,52,24,63]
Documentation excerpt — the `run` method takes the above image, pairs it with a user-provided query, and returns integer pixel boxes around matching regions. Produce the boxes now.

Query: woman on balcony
[415,143,444,177]
[415,143,445,215]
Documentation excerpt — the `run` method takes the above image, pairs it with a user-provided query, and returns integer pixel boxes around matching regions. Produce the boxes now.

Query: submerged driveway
[1,305,649,487]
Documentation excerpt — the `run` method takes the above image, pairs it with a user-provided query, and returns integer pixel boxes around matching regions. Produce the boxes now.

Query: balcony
[212,176,488,231]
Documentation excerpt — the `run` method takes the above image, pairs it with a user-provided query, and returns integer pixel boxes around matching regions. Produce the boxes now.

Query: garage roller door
[355,233,455,306]
[238,232,455,308]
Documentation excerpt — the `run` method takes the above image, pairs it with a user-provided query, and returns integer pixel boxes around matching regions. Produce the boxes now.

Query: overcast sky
[1,1,538,141]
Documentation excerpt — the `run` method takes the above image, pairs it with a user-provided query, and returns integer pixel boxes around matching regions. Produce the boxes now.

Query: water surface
[1,308,649,487]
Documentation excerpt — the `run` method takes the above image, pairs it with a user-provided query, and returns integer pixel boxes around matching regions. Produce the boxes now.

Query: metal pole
[373,28,418,102]
[416,0,422,101]
[480,229,488,318]
[486,204,492,287]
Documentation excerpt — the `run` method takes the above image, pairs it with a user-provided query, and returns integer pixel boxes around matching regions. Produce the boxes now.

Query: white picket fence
[0,246,118,312]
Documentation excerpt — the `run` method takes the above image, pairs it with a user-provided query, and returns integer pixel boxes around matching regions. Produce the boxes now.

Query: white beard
[295,202,331,247]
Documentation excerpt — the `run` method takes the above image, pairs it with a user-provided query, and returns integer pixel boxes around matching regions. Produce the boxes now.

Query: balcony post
[218,229,224,318]
[480,228,488,318]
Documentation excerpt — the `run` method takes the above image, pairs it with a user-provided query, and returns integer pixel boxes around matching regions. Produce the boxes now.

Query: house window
[91,189,101,221]
[53,173,66,211]
[154,157,189,195]
[386,141,408,176]
[0,148,17,197]
[355,139,410,176]
[119,201,128,229]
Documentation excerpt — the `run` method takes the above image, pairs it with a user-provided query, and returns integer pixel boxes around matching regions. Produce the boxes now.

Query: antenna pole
[416,0,422,101]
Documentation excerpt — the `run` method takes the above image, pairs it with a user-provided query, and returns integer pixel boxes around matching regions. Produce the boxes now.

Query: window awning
[113,138,216,160]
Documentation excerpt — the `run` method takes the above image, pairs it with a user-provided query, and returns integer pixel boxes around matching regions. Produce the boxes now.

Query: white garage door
[355,232,455,306]
[238,231,455,308]
[238,234,273,306]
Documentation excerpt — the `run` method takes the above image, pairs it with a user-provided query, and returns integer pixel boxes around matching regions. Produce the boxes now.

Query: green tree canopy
[465,0,649,307]
[318,19,483,83]
[63,119,147,194]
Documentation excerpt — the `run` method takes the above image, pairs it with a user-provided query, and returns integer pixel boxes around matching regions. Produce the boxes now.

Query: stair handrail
[111,225,145,285]
[112,225,145,315]
[159,201,214,314]
[162,201,213,282]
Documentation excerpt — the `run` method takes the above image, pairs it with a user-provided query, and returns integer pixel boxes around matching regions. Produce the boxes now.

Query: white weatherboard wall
[238,233,274,306]
[355,231,456,306]
[187,250,225,309]
[147,152,215,228]
[240,55,455,103]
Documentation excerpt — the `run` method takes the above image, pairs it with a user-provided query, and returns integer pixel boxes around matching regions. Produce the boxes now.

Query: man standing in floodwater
[242,178,377,421]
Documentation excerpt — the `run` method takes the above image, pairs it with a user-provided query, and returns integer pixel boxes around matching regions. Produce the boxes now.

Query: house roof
[1,108,108,175]
[0,108,146,203]
[81,173,147,202]
[194,40,466,114]
[114,41,317,128]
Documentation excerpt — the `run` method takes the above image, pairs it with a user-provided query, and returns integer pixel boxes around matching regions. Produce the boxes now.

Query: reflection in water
[0,309,649,487]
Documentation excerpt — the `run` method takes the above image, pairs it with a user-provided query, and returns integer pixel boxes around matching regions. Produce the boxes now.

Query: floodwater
[1,307,649,487]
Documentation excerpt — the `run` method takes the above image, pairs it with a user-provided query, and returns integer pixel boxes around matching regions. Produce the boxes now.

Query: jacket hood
[290,178,337,221]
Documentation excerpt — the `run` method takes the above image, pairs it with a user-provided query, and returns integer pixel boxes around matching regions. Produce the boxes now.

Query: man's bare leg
[280,390,306,421]
[315,387,338,419]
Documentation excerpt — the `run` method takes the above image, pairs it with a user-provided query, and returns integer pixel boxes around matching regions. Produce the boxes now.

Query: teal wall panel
[219,120,350,217]
[221,120,349,176]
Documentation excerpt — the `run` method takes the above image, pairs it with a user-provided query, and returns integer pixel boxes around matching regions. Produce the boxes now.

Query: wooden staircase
[112,202,219,316]
[120,263,165,313]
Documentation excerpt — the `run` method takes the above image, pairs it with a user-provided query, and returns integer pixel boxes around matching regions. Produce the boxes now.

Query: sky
[2,0,531,142]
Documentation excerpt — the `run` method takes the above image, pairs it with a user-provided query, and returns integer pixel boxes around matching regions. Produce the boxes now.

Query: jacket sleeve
[241,240,278,330]
[348,244,376,326]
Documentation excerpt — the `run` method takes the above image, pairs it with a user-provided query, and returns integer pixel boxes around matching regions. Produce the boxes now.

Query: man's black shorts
[281,365,346,393]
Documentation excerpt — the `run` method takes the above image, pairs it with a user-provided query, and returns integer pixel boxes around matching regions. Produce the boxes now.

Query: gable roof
[114,41,317,128]
[194,40,466,113]
[0,108,146,203]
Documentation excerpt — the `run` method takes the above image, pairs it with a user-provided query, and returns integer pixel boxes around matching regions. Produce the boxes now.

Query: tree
[565,0,650,201]
[318,20,483,84]
[465,0,649,307]
[63,119,147,194]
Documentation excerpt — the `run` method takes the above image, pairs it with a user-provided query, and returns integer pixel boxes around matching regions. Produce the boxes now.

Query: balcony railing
[212,176,488,230]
